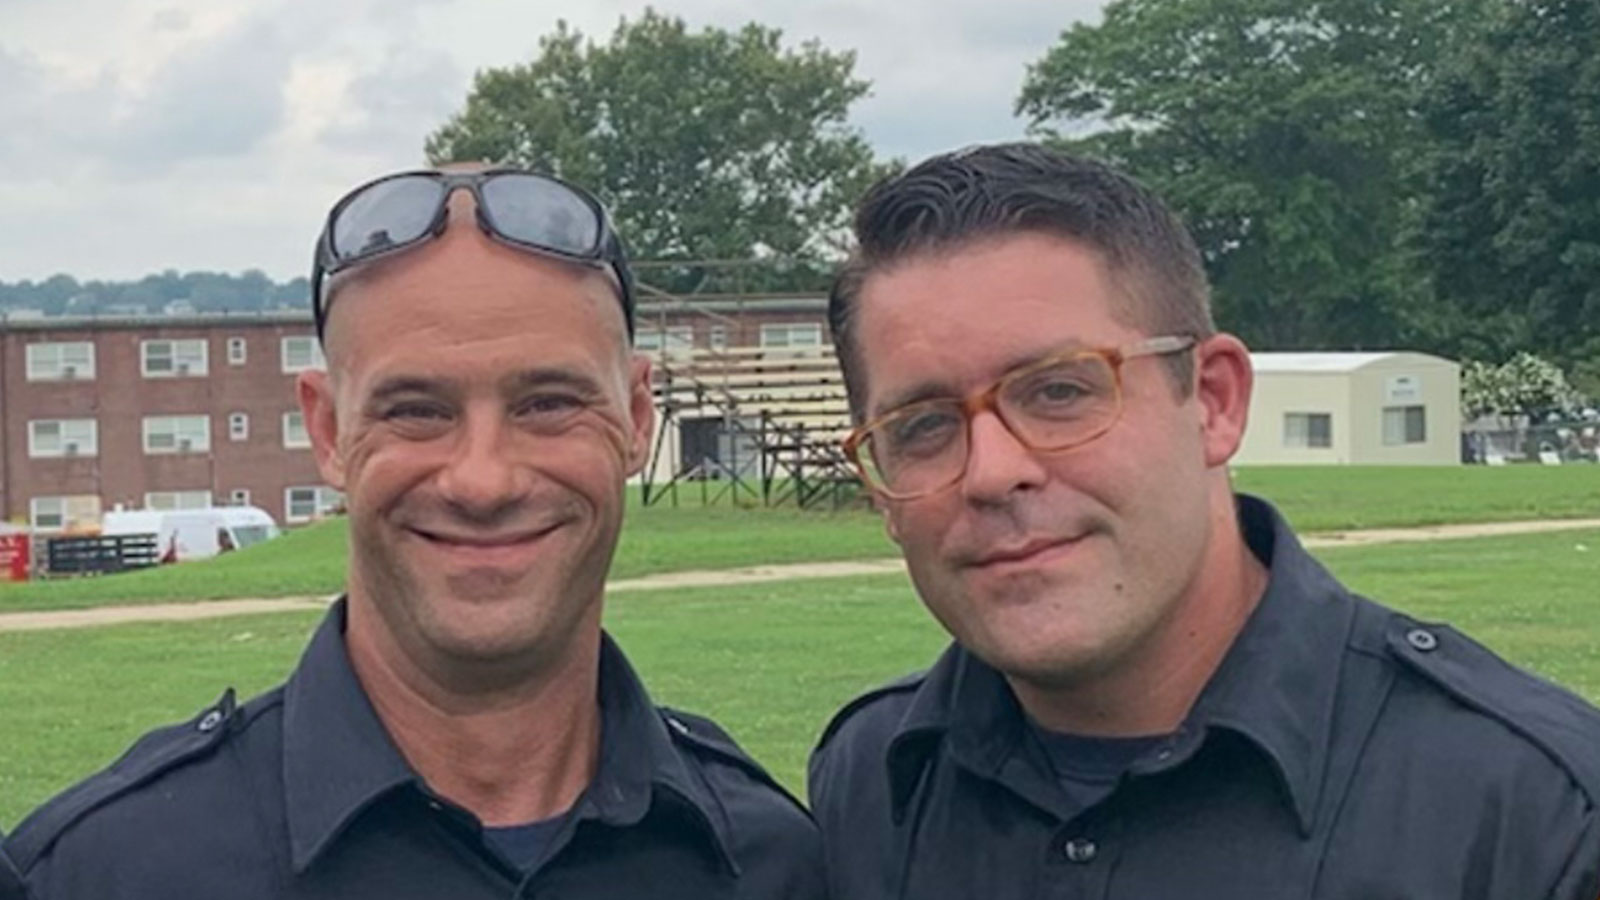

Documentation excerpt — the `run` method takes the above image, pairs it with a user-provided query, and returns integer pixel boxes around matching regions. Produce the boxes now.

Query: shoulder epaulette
[6,689,240,871]
[815,669,927,753]
[658,707,808,815]
[1385,618,1600,801]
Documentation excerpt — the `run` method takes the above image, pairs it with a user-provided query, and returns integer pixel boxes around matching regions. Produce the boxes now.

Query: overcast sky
[0,0,1105,283]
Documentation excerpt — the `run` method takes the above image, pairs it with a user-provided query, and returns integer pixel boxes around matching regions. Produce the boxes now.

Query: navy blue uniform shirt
[810,495,1600,899]
[0,840,25,900]
[6,602,825,899]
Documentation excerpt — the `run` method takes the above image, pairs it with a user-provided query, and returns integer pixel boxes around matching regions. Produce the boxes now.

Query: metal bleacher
[640,342,863,509]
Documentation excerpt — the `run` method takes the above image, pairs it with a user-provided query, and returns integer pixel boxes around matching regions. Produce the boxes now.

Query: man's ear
[1192,333,1254,469]
[623,354,656,477]
[297,369,346,490]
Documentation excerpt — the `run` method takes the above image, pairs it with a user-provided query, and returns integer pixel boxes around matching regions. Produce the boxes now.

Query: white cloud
[0,0,1105,282]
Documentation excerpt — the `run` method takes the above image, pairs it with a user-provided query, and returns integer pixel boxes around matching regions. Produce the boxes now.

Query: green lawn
[2,526,1595,829]
[0,502,893,613]
[1,465,1596,613]
[1232,464,1600,531]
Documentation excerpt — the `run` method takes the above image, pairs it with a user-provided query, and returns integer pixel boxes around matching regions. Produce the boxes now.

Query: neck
[1011,490,1268,737]
[344,597,603,827]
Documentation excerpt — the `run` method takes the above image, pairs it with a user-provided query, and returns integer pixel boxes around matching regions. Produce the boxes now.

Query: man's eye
[386,403,450,422]
[884,409,961,456]
[1033,379,1088,404]
[517,394,586,422]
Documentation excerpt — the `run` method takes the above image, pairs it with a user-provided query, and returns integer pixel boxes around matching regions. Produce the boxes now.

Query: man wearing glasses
[4,166,824,898]
[809,143,1600,898]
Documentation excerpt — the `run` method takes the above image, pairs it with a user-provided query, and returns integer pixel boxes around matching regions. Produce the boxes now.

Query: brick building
[0,312,338,531]
[0,296,835,529]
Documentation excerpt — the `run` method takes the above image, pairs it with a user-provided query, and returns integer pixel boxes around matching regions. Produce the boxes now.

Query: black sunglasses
[310,168,635,340]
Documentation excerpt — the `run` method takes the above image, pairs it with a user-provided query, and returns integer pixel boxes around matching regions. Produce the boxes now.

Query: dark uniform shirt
[5,601,825,899]
[809,494,1600,899]
[0,840,26,900]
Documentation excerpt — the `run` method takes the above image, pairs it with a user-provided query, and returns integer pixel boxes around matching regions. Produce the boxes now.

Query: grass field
[0,465,1596,613]
[2,525,1596,829]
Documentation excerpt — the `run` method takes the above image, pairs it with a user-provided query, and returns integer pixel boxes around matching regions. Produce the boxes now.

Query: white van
[101,506,281,562]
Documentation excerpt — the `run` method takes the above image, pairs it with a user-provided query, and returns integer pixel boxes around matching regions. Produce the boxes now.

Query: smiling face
[852,232,1227,688]
[298,190,652,680]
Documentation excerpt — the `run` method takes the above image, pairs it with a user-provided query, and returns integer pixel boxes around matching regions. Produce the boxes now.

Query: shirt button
[666,716,691,736]
[196,710,224,732]
[1062,837,1098,864]
[1405,628,1439,651]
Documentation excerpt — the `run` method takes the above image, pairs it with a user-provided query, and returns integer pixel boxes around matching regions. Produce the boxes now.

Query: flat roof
[1250,351,1451,374]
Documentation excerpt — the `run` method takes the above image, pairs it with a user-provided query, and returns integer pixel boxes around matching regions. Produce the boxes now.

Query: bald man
[4,166,824,898]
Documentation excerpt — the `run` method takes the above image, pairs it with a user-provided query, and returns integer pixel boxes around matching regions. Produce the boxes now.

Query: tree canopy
[426,10,892,293]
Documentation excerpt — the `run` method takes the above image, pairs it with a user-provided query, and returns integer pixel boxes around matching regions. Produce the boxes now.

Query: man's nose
[434,404,531,519]
[959,409,1049,505]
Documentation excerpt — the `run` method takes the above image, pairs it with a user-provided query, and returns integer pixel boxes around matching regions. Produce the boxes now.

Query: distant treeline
[0,271,310,317]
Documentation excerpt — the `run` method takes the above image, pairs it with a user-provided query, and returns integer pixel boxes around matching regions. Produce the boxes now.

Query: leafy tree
[1017,0,1486,351]
[1409,0,1600,372]
[1461,352,1585,422]
[426,10,892,293]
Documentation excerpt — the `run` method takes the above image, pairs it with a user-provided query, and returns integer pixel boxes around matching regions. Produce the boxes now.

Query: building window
[709,325,728,351]
[283,411,310,449]
[143,415,211,454]
[28,419,98,458]
[285,486,343,523]
[141,338,208,377]
[228,412,250,442]
[227,336,248,365]
[229,489,252,507]
[1283,412,1332,449]
[634,326,694,357]
[30,495,101,532]
[25,342,95,381]
[759,323,823,349]
[1383,405,1427,446]
[281,336,325,373]
[145,490,212,511]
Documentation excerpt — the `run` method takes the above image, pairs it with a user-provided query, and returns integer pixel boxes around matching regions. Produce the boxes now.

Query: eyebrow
[500,367,605,398]
[367,375,452,406]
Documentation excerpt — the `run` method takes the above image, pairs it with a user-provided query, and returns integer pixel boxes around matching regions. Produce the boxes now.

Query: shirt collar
[1184,494,1356,836]
[585,631,742,876]
[884,494,1355,836]
[281,601,739,877]
[283,599,417,875]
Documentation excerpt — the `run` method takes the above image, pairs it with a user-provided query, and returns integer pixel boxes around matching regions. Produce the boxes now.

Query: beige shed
[1236,352,1461,466]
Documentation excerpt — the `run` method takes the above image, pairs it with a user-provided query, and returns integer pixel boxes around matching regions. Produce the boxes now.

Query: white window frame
[29,495,101,532]
[1283,412,1333,449]
[143,415,211,454]
[228,412,250,442]
[144,490,212,511]
[282,411,311,449]
[285,486,342,523]
[759,323,823,349]
[227,336,248,365]
[1382,405,1428,446]
[25,342,95,381]
[280,336,325,373]
[709,324,729,351]
[229,489,252,507]
[28,419,98,458]
[141,339,208,378]
[634,326,695,357]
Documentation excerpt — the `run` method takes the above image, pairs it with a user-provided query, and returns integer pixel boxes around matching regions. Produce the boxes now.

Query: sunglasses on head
[310,167,635,340]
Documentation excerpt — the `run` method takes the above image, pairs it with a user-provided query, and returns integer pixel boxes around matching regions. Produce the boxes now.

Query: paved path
[2,517,1596,633]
